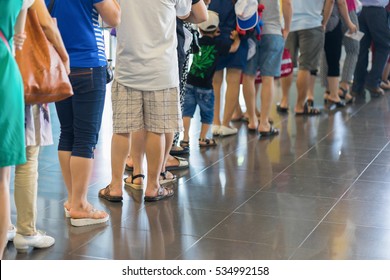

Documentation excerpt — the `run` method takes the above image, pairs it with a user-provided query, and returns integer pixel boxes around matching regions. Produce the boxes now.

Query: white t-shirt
[290,0,325,32]
[115,0,191,91]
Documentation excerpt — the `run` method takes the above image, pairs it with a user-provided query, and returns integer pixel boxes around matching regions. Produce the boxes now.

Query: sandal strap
[131,174,145,183]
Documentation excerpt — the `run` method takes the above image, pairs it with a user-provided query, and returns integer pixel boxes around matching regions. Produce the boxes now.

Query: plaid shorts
[111,80,183,134]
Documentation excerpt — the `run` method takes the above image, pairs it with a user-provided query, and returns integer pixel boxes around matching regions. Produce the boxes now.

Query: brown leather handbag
[15,9,73,104]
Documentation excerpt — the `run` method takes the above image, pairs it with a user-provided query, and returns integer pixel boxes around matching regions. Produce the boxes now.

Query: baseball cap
[235,0,259,30]
[198,10,219,32]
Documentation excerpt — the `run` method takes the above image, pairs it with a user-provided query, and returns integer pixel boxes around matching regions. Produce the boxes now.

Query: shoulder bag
[15,8,73,104]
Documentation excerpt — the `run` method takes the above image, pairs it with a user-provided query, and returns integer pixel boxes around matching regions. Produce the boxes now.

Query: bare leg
[295,69,311,113]
[58,151,72,211]
[106,133,131,197]
[182,116,191,143]
[212,70,223,126]
[327,76,342,102]
[258,76,274,132]
[222,68,242,127]
[280,72,293,108]
[128,130,145,185]
[162,133,174,171]
[242,74,258,130]
[0,167,10,259]
[307,73,316,102]
[199,123,211,140]
[144,132,165,197]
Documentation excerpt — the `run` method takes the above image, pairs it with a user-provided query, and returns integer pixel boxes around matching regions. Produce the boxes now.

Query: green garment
[0,0,26,167]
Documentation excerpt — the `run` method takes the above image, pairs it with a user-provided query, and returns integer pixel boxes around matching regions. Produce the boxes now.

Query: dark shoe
[276,103,288,113]
[170,145,189,156]
[144,186,174,202]
[98,185,123,202]
[295,103,321,116]
[326,98,346,108]
[259,126,279,138]
[199,138,217,147]
[365,86,384,98]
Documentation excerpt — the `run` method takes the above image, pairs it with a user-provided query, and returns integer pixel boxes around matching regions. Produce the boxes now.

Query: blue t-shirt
[45,0,106,67]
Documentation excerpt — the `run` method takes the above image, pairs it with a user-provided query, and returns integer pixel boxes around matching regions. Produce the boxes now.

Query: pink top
[346,0,357,12]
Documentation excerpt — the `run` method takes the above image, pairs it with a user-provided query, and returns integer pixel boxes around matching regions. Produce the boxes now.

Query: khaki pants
[14,146,39,235]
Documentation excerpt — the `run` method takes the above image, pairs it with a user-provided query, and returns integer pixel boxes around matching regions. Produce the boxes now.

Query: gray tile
[180,238,295,260]
[303,145,380,164]
[236,192,337,221]
[344,180,390,203]
[264,174,354,199]
[296,222,390,260]
[71,227,199,260]
[206,213,317,247]
[325,199,390,229]
[122,202,229,237]
[359,163,390,183]
[284,158,366,180]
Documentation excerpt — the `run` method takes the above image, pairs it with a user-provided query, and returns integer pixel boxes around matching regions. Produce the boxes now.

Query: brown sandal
[199,138,217,147]
[98,185,123,202]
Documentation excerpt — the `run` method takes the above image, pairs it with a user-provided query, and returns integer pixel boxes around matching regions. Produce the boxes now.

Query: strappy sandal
[179,140,190,148]
[199,138,217,147]
[338,87,354,104]
[98,185,123,202]
[124,174,145,190]
[159,171,177,186]
[144,186,174,202]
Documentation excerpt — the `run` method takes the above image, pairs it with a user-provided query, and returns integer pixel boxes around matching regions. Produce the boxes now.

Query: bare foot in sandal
[199,138,217,147]
[70,204,109,227]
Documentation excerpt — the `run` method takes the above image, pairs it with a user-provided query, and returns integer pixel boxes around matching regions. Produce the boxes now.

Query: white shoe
[13,230,55,253]
[219,125,238,136]
[211,125,221,136]
[7,225,16,241]
[159,171,177,186]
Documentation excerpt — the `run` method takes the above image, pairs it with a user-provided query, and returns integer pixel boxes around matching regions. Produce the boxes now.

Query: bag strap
[47,0,55,14]
[0,29,11,52]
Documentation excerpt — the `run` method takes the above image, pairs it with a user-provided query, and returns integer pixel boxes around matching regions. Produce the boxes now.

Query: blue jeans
[352,6,390,92]
[182,84,214,124]
[55,66,106,159]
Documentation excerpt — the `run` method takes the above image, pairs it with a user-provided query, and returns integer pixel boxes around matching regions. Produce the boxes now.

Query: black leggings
[324,21,343,77]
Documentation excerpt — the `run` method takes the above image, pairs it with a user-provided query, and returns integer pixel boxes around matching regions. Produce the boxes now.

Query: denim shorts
[55,66,106,159]
[215,38,249,71]
[182,84,214,124]
[244,34,285,77]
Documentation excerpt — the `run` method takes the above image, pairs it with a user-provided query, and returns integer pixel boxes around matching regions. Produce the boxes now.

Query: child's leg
[182,117,191,142]
[199,123,210,140]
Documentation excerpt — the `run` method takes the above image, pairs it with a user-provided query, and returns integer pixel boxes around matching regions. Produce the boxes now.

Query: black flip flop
[276,103,288,113]
[259,126,279,138]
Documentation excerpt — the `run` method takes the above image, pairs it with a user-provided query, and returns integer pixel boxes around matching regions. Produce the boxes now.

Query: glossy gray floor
[4,81,390,260]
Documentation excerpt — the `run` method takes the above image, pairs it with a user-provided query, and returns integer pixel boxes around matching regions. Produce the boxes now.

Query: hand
[347,23,357,34]
[63,59,70,75]
[230,30,238,40]
[13,32,27,50]
[282,28,289,40]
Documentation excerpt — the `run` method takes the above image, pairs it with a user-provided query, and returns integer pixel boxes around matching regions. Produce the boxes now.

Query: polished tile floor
[4,79,390,260]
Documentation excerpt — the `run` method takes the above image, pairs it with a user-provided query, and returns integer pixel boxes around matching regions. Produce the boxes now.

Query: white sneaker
[7,225,16,241]
[219,125,238,136]
[211,125,221,136]
[13,230,55,253]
